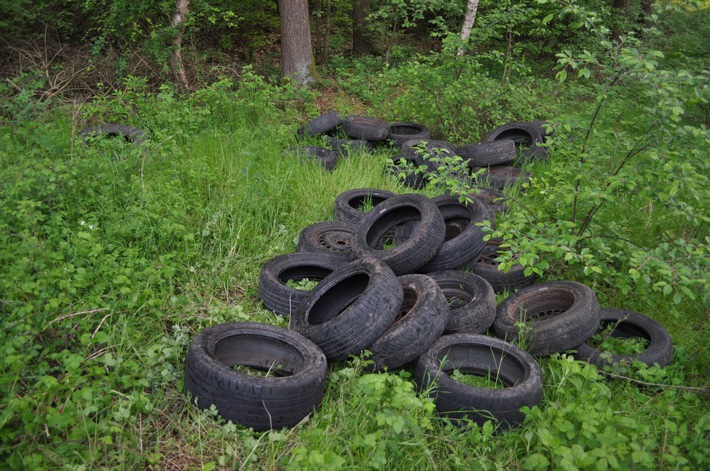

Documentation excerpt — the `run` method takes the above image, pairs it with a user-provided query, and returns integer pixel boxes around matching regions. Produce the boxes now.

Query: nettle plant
[485,0,710,306]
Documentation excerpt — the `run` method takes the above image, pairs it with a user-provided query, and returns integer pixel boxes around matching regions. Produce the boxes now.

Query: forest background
[0,0,708,469]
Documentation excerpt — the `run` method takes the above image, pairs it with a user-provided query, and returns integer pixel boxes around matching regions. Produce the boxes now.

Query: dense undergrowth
[1,4,709,471]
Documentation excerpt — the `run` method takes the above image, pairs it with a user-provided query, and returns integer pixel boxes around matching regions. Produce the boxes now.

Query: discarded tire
[297,111,342,137]
[325,136,372,156]
[184,322,328,431]
[387,122,431,148]
[468,187,509,213]
[291,257,403,362]
[467,237,537,293]
[574,308,673,368]
[494,281,600,356]
[367,274,449,371]
[389,154,427,190]
[485,121,548,161]
[78,123,147,146]
[415,333,543,429]
[258,252,348,316]
[333,188,398,224]
[457,139,517,167]
[395,195,493,272]
[428,270,496,335]
[351,193,446,275]
[297,221,357,260]
[474,165,532,190]
[401,139,459,173]
[284,146,337,171]
[342,115,390,141]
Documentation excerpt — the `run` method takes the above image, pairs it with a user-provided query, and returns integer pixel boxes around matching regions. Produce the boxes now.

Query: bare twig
[603,371,710,394]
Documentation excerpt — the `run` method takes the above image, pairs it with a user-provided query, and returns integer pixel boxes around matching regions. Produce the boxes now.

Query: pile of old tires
[184,185,673,432]
[284,110,544,191]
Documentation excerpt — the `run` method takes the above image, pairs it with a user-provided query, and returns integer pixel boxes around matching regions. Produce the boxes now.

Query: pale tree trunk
[352,0,373,57]
[279,0,317,87]
[170,0,189,90]
[458,0,480,56]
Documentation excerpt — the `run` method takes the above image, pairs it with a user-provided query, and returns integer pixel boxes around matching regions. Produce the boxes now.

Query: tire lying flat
[333,188,398,224]
[297,221,358,261]
[573,307,673,368]
[415,333,543,430]
[258,252,348,316]
[184,322,328,431]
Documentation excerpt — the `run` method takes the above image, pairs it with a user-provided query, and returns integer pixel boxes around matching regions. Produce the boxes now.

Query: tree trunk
[641,0,654,27]
[352,0,373,57]
[170,0,189,91]
[611,0,629,41]
[323,0,332,63]
[458,0,480,56]
[279,0,317,87]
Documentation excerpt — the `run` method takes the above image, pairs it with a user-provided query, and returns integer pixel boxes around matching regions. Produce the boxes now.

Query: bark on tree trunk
[641,0,654,27]
[352,0,373,57]
[458,0,480,57]
[279,0,317,87]
[170,0,190,91]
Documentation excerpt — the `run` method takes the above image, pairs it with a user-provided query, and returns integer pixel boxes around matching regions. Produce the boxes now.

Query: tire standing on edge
[290,257,404,362]
[493,281,600,356]
[351,193,446,275]
[184,322,328,431]
[367,274,449,371]
[258,252,348,316]
[428,270,497,335]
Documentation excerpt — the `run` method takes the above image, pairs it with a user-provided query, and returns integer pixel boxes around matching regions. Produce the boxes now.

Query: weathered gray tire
[297,221,358,260]
[484,121,548,161]
[184,322,328,431]
[297,111,342,137]
[342,115,390,141]
[415,333,543,430]
[494,281,600,356]
[367,274,449,371]
[284,146,337,171]
[465,237,537,293]
[428,270,496,335]
[457,139,517,167]
[387,122,431,148]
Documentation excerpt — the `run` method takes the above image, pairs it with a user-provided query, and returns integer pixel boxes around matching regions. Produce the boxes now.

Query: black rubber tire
[333,188,398,225]
[297,221,357,261]
[474,165,532,190]
[342,115,390,141]
[283,146,337,171]
[258,252,348,316]
[401,139,459,173]
[387,122,431,148]
[457,140,517,167]
[290,257,403,362]
[494,281,600,356]
[466,237,537,293]
[79,123,147,146]
[296,110,342,137]
[573,308,673,368]
[468,187,509,213]
[351,194,446,275]
[184,322,328,431]
[484,121,548,161]
[428,270,496,335]
[415,333,543,429]
[367,274,449,371]
[395,195,494,272]
[389,154,427,190]
[324,135,372,156]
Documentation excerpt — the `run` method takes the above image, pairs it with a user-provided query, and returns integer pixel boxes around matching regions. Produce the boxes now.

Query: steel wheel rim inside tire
[493,281,600,356]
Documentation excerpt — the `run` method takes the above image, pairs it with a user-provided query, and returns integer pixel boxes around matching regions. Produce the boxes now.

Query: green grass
[0,58,708,471]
